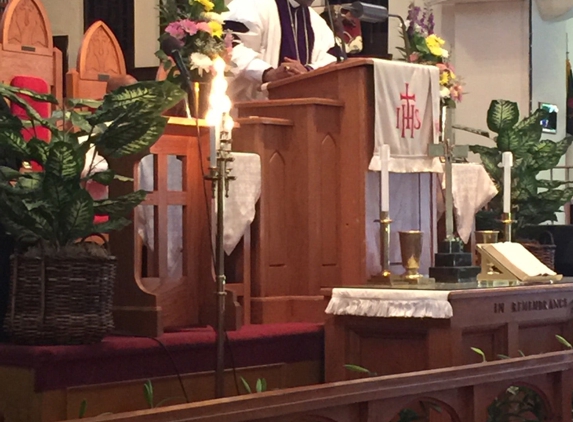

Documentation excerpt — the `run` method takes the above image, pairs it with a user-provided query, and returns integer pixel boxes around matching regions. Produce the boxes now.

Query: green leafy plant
[239,376,267,394]
[0,81,185,253]
[471,347,547,421]
[343,364,377,377]
[455,99,573,238]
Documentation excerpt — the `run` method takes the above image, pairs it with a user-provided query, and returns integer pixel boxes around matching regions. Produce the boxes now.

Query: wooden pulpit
[233,59,437,323]
[108,117,249,336]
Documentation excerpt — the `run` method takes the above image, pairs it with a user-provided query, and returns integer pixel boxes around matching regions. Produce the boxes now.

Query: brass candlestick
[379,211,392,283]
[398,230,423,283]
[501,212,514,242]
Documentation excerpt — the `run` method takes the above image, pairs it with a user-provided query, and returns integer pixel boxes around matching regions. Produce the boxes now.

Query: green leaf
[527,140,560,171]
[45,142,83,181]
[497,354,510,360]
[91,217,132,234]
[90,169,115,186]
[61,190,94,242]
[537,179,567,189]
[255,378,267,393]
[143,380,154,408]
[0,166,23,181]
[95,113,168,159]
[93,190,147,217]
[43,174,77,213]
[66,98,103,109]
[0,86,57,129]
[496,128,528,154]
[344,364,373,375]
[27,138,49,165]
[0,127,29,159]
[78,399,87,419]
[518,350,525,357]
[556,335,573,349]
[471,347,487,362]
[487,100,519,134]
[101,81,186,115]
[239,376,252,394]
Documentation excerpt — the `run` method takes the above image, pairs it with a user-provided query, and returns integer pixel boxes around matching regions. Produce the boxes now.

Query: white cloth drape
[325,287,453,319]
[369,59,442,174]
[138,152,261,278]
[438,163,498,244]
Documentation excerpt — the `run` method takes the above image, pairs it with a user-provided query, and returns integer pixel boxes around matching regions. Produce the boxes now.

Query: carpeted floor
[0,323,324,392]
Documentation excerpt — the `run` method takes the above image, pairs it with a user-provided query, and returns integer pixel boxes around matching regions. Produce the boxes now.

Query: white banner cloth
[138,152,261,277]
[438,163,498,243]
[325,287,453,319]
[369,59,442,174]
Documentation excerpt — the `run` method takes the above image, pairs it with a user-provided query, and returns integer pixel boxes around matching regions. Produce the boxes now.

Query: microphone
[324,1,346,63]
[160,36,192,90]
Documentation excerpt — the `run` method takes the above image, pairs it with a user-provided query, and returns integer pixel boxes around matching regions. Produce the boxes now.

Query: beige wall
[135,0,161,68]
[43,0,84,68]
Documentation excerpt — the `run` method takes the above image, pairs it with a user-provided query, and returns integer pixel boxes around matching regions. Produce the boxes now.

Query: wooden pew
[0,0,63,106]
[66,20,127,100]
[73,350,573,422]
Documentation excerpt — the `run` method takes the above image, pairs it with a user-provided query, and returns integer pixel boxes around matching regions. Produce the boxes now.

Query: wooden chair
[66,20,127,100]
[0,0,63,107]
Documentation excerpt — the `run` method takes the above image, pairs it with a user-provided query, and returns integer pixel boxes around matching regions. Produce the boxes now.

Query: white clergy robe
[224,0,337,102]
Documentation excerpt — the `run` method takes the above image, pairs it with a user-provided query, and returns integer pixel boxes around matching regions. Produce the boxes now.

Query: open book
[477,242,562,282]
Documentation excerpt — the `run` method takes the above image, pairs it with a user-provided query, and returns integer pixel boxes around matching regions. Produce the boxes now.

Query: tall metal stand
[206,127,234,399]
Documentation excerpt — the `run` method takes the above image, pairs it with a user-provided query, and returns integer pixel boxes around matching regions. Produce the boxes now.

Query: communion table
[323,280,573,382]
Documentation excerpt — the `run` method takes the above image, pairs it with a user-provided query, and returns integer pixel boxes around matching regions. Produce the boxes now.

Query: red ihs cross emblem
[396,83,422,138]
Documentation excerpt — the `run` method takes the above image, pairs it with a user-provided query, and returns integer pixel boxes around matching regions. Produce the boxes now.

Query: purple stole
[275,0,315,66]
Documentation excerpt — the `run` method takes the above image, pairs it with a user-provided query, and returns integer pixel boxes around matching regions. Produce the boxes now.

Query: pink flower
[450,84,463,102]
[409,52,420,63]
[180,19,198,36]
[224,32,233,55]
[165,21,185,40]
[197,21,212,34]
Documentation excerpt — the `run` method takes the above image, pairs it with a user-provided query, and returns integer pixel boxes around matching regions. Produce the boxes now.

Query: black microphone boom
[160,36,193,89]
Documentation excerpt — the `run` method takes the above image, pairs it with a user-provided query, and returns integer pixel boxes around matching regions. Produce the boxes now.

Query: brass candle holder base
[368,211,396,285]
[501,212,514,242]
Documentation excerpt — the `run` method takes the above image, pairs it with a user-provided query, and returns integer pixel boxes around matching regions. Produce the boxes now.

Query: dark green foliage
[457,99,573,237]
[0,81,185,251]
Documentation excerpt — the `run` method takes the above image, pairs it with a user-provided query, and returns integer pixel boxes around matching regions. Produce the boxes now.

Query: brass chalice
[398,230,423,283]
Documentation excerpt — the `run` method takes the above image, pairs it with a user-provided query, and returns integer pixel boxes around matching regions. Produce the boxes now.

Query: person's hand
[283,58,309,75]
[262,64,291,83]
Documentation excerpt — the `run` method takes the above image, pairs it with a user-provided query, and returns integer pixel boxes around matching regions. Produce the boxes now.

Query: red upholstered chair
[10,76,108,224]
[10,76,51,171]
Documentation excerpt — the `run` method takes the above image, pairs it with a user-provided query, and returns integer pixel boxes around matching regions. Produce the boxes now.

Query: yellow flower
[440,71,450,86]
[425,34,445,57]
[208,20,223,38]
[192,0,214,12]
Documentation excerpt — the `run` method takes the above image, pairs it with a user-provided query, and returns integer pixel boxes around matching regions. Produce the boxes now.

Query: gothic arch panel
[0,0,52,55]
[268,151,287,267]
[78,20,126,80]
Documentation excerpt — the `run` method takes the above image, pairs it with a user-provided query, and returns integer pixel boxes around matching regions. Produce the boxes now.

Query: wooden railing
[78,350,573,422]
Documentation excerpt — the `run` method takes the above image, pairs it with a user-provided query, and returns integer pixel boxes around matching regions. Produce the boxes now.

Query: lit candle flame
[206,57,234,143]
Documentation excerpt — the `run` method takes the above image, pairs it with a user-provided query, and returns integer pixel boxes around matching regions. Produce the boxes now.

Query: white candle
[502,151,513,213]
[380,145,390,212]
[209,126,217,168]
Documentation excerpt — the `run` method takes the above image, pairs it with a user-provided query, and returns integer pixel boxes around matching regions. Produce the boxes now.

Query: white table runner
[325,287,453,319]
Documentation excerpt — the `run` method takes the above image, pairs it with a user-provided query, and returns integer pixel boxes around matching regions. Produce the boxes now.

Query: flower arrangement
[157,0,231,81]
[403,2,462,108]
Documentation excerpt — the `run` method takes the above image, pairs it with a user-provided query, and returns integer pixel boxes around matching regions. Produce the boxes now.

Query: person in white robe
[224,0,337,102]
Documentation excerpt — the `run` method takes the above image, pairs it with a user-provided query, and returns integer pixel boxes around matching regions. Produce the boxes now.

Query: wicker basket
[519,232,556,271]
[4,252,117,345]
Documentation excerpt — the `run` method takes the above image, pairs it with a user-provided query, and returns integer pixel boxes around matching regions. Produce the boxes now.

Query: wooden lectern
[233,59,437,323]
[108,117,249,336]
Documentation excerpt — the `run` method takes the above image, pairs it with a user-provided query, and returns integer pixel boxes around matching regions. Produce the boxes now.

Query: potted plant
[456,99,573,266]
[0,81,185,345]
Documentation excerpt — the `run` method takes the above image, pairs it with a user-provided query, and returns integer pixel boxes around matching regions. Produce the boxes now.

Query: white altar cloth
[438,163,498,243]
[137,152,261,277]
[368,59,442,174]
[325,287,453,319]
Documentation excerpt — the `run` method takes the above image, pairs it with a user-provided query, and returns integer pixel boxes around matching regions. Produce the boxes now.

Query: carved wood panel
[83,0,134,70]
[1,0,52,55]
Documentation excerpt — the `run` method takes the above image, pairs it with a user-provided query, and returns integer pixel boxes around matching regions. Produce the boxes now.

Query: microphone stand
[205,121,235,399]
[324,0,346,63]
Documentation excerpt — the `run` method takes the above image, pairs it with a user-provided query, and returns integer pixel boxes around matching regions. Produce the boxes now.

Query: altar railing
[78,350,573,422]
